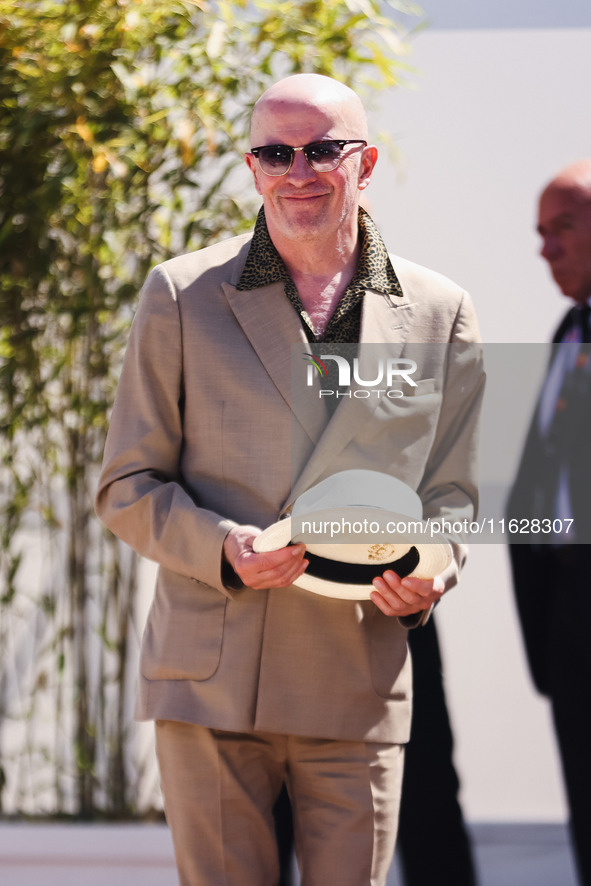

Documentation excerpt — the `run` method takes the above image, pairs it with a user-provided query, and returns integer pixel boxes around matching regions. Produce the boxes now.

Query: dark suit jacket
[507,307,591,694]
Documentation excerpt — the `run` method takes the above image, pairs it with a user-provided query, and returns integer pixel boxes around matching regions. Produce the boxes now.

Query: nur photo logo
[303,351,418,400]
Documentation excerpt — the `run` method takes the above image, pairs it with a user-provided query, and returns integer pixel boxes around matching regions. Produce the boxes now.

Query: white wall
[369,25,591,820]
[407,0,591,30]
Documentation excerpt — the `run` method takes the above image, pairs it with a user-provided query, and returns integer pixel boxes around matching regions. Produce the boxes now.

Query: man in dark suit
[508,159,591,886]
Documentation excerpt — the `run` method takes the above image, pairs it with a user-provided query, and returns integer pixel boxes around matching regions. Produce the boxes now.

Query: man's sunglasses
[249,139,367,176]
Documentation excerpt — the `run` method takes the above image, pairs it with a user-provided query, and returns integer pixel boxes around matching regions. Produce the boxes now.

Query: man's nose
[541,234,562,262]
[287,149,319,183]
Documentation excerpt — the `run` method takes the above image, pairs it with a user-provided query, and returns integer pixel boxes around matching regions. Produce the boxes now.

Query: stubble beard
[274,190,358,246]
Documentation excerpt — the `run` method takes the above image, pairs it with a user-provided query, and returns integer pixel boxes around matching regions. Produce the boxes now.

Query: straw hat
[253,470,452,599]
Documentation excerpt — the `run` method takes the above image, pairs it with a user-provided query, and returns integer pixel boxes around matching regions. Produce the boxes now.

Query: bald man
[508,160,591,886]
[96,74,483,886]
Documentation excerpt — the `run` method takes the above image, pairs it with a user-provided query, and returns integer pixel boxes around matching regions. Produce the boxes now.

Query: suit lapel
[223,271,418,512]
[287,287,417,506]
[359,284,416,345]
[221,281,327,446]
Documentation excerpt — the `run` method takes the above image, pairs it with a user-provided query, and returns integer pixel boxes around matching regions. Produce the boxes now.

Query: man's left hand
[370,571,444,617]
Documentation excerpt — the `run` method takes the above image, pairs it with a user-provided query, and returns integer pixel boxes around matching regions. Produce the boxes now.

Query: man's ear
[358,145,378,191]
[245,153,263,196]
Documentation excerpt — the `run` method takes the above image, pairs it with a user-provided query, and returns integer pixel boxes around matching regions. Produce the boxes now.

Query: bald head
[537,158,591,303]
[541,159,591,205]
[245,73,377,255]
[251,74,368,145]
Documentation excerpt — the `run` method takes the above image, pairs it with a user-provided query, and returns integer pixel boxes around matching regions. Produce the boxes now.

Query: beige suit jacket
[95,230,483,744]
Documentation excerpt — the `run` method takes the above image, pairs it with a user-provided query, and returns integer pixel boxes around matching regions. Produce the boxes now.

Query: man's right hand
[223,525,308,590]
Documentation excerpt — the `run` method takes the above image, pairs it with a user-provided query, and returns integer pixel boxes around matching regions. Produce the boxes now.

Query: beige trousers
[155,721,404,886]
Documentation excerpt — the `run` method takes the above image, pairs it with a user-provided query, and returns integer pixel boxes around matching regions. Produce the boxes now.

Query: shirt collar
[236,206,402,299]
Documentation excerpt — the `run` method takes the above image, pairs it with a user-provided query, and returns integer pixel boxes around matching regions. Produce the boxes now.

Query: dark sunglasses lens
[306,142,341,170]
[258,146,293,174]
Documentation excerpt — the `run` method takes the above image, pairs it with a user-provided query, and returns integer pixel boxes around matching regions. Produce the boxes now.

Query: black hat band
[301,546,420,585]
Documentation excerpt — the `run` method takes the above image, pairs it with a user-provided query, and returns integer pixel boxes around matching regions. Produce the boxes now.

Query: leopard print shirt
[236,207,403,344]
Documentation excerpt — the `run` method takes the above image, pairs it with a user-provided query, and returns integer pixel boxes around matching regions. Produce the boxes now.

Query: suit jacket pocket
[140,569,226,681]
[400,377,437,397]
